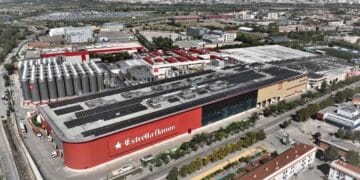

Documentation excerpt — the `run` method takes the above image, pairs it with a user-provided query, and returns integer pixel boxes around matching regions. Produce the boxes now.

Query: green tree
[335,91,345,103]
[152,37,177,51]
[167,167,179,180]
[179,165,188,177]
[320,80,328,94]
[235,32,263,46]
[256,129,266,140]
[346,150,360,166]
[4,63,16,75]
[249,112,259,122]
[336,128,346,139]
[324,146,339,161]
[313,132,322,145]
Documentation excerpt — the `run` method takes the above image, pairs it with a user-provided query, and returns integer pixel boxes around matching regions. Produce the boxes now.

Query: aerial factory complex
[2,2,360,180]
[35,45,308,169]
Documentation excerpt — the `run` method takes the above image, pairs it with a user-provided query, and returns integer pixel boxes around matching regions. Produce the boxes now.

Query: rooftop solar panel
[81,84,260,137]
[65,103,147,128]
[168,97,180,103]
[54,105,83,115]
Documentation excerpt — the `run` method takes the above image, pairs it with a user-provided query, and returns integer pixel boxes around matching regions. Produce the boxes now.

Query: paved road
[0,27,41,180]
[0,121,20,180]
[0,67,20,180]
[135,81,360,180]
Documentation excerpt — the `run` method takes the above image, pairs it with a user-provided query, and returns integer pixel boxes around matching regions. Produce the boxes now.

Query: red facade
[62,108,202,169]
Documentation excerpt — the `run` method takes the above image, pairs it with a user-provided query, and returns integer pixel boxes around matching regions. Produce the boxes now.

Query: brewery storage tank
[63,64,73,96]
[39,64,49,104]
[85,63,97,93]
[30,65,40,104]
[55,63,66,98]
[70,64,81,95]
[47,63,58,102]
[78,63,89,94]
[20,62,32,103]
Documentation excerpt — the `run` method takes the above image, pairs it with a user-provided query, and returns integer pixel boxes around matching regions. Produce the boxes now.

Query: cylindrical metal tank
[47,64,57,102]
[30,65,40,104]
[55,63,66,98]
[20,63,32,103]
[91,61,104,91]
[77,63,89,94]
[63,64,73,96]
[39,64,49,104]
[70,64,81,95]
[104,71,110,88]
[85,63,97,93]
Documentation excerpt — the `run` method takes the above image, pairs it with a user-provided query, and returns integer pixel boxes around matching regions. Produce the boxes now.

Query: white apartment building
[328,159,360,180]
[238,144,317,180]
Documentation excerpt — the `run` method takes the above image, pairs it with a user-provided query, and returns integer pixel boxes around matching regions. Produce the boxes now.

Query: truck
[19,122,27,133]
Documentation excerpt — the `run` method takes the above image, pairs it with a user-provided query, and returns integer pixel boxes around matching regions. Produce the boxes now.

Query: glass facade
[202,90,258,126]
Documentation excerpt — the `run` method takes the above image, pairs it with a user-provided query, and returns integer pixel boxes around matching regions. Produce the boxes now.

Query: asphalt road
[0,67,20,180]
[136,81,360,180]
[0,28,39,180]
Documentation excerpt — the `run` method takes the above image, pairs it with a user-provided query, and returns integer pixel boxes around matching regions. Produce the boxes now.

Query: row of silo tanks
[19,58,105,104]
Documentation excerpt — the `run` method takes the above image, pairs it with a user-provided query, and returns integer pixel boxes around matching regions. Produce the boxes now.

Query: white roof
[221,45,315,63]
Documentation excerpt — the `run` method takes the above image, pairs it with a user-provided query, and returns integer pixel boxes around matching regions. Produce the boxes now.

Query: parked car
[141,155,154,162]
[112,164,134,176]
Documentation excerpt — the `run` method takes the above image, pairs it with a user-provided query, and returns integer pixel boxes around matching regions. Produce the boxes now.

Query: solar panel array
[64,70,266,130]
[50,66,304,138]
[262,67,301,80]
[81,82,261,137]
[54,105,83,115]
[65,103,147,128]
[168,97,180,103]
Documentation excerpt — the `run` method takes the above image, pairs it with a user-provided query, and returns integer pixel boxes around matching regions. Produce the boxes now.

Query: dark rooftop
[38,65,304,142]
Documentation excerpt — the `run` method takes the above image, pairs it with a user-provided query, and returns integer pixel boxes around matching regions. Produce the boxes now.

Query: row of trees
[262,89,326,117]
[263,76,360,118]
[321,147,360,167]
[134,30,156,51]
[135,30,178,51]
[152,37,178,51]
[167,130,266,179]
[203,151,276,180]
[295,87,360,122]
[90,52,132,62]
[235,32,264,46]
[147,113,259,171]
[335,129,360,140]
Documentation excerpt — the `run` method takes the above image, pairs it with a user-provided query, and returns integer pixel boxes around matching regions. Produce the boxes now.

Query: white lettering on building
[114,125,176,150]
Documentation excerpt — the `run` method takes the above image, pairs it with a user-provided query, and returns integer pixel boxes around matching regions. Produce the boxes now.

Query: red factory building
[40,42,144,62]
[37,66,306,170]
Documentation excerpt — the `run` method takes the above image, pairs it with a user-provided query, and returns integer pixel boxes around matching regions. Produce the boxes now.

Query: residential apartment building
[328,159,360,180]
[237,144,317,180]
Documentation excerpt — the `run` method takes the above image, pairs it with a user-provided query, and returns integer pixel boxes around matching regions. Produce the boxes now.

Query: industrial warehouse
[37,62,307,169]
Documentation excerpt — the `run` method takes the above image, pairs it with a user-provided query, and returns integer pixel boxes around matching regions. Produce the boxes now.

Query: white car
[141,155,154,162]
[112,164,134,176]
[51,151,57,158]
